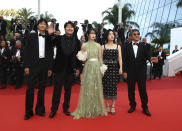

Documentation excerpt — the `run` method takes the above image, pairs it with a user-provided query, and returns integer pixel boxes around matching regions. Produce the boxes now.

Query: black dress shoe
[24,113,33,120]
[0,85,6,89]
[63,111,71,116]
[128,107,135,113]
[15,86,21,89]
[35,112,45,116]
[49,112,56,118]
[143,109,152,116]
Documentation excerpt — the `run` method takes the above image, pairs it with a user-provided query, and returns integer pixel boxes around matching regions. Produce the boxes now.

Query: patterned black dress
[102,44,119,100]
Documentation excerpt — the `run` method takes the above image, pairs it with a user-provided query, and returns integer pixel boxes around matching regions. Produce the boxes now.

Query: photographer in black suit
[152,46,166,80]
[0,40,11,89]
[97,23,107,45]
[51,19,59,35]
[24,18,53,120]
[10,19,22,34]
[0,16,7,40]
[118,23,125,45]
[122,29,158,116]
[81,20,92,39]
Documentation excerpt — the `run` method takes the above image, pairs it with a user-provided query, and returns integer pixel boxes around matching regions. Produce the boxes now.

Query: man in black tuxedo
[0,40,11,89]
[49,21,81,118]
[11,40,24,89]
[24,18,53,120]
[172,45,179,54]
[122,29,158,116]
[152,46,166,80]
[0,16,7,40]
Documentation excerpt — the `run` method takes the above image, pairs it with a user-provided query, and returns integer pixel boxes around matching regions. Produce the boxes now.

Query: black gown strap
[116,44,118,49]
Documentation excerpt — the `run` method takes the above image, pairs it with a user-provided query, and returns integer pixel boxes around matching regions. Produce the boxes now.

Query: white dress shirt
[38,31,45,58]
[22,29,25,35]
[132,41,139,58]
[1,48,5,54]
[159,51,162,56]
[53,47,57,59]
[16,49,20,57]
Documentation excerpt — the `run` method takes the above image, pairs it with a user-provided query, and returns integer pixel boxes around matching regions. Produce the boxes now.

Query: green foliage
[102,3,139,29]
[177,0,182,7]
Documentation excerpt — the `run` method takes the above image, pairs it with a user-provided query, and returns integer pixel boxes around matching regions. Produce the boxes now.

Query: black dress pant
[153,64,163,79]
[25,60,48,115]
[51,72,73,112]
[0,65,8,85]
[127,74,148,109]
[15,65,24,87]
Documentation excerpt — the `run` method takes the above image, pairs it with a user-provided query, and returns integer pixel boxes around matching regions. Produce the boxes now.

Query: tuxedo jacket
[152,51,166,65]
[0,47,11,67]
[122,42,151,79]
[52,35,82,74]
[24,32,53,70]
[11,47,24,66]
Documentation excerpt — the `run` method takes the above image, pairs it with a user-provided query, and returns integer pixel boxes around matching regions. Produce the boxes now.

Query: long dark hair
[105,29,115,43]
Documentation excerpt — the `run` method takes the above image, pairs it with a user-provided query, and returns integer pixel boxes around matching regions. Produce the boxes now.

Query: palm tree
[102,3,139,29]
[92,21,100,29]
[177,0,182,7]
[17,8,34,26]
[145,22,174,46]
[0,9,19,18]
[39,11,54,22]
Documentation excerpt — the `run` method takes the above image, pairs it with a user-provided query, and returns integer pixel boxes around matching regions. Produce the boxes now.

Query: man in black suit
[126,26,132,40]
[97,23,107,45]
[172,45,179,54]
[152,46,166,80]
[24,18,53,120]
[122,29,158,116]
[118,23,125,45]
[0,16,7,40]
[0,40,11,89]
[82,20,92,40]
[11,40,24,89]
[49,21,81,118]
[10,19,22,34]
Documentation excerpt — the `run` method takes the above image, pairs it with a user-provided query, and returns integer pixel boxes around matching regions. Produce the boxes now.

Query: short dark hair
[86,28,96,35]
[37,18,48,26]
[131,29,140,35]
[64,21,74,28]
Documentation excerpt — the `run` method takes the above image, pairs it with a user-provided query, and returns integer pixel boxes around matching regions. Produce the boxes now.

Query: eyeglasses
[133,33,140,36]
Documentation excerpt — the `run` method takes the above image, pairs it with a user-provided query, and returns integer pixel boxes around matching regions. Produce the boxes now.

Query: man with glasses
[122,29,158,116]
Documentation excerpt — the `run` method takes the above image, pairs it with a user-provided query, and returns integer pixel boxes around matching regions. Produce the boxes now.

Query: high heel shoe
[111,106,116,114]
[106,106,110,113]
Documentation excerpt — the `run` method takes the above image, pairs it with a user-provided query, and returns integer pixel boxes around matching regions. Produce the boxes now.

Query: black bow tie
[39,34,46,38]
[133,43,138,46]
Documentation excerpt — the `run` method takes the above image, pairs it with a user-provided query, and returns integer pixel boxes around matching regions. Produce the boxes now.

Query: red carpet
[0,77,182,131]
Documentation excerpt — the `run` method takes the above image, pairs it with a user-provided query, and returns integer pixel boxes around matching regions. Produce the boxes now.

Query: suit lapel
[136,42,142,59]
[129,42,135,59]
